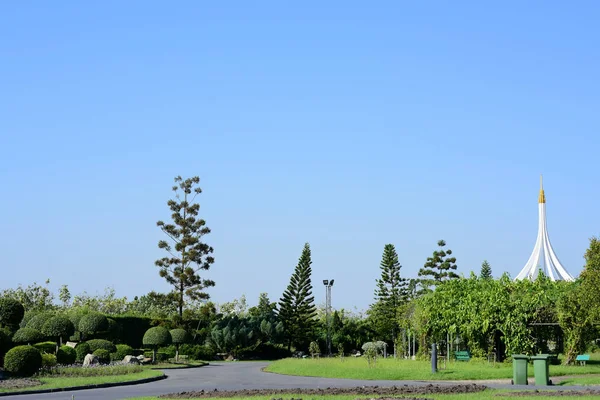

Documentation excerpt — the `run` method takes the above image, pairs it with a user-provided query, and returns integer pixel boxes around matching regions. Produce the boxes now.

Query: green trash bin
[531,354,551,386]
[512,354,529,385]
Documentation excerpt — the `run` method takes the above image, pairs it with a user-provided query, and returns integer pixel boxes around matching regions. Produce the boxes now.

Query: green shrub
[57,345,77,365]
[42,315,75,344]
[144,351,168,361]
[20,310,39,328]
[170,329,189,344]
[26,313,53,331]
[178,344,215,361]
[78,313,108,338]
[41,352,57,367]
[109,316,153,348]
[75,342,91,362]
[0,298,25,329]
[0,327,12,358]
[93,349,111,364]
[3,345,42,376]
[86,339,116,353]
[143,326,171,347]
[33,341,57,354]
[12,328,44,344]
[158,345,176,358]
[111,344,134,361]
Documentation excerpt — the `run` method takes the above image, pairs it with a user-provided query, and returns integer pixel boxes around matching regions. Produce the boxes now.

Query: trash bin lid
[512,354,530,360]
[530,354,551,360]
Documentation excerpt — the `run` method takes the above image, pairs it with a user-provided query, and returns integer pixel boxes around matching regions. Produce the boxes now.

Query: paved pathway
[1,362,596,400]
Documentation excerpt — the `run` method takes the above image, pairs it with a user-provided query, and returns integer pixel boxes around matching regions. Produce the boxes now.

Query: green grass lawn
[265,357,600,381]
[147,361,208,369]
[131,389,600,400]
[0,369,163,393]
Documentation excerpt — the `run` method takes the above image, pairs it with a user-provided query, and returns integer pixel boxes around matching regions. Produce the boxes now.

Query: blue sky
[1,1,599,312]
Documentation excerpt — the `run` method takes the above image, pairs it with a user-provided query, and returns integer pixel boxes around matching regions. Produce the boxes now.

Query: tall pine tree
[371,244,408,358]
[278,243,317,351]
[480,260,492,279]
[418,240,458,292]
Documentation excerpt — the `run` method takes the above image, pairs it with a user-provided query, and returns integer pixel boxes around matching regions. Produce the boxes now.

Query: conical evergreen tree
[371,244,408,357]
[278,243,317,351]
[418,240,458,292]
[480,260,492,279]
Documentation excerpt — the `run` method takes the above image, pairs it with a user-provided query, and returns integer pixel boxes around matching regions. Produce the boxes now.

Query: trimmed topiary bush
[78,313,108,339]
[93,348,110,364]
[57,345,76,365]
[143,326,171,363]
[12,328,44,345]
[26,312,53,332]
[41,352,57,368]
[0,298,25,329]
[0,327,11,360]
[111,344,134,361]
[86,339,116,353]
[170,328,189,362]
[3,345,42,376]
[42,315,74,352]
[20,310,39,328]
[75,342,91,363]
[178,344,215,361]
[33,341,57,354]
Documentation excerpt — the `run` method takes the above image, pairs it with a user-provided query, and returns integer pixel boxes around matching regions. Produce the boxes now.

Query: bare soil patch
[0,378,42,390]
[159,384,486,399]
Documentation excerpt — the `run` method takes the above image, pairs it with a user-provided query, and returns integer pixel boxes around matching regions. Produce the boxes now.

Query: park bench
[576,354,590,366]
[454,351,471,361]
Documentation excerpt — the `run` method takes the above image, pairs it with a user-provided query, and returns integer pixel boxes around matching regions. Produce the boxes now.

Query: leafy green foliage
[143,326,172,347]
[309,341,320,358]
[86,339,117,353]
[3,345,42,376]
[178,344,215,360]
[78,313,108,337]
[41,352,57,367]
[170,328,189,344]
[0,281,54,312]
[56,345,77,365]
[480,260,492,279]
[0,297,25,329]
[34,341,58,354]
[12,327,44,344]
[111,344,134,361]
[75,342,91,362]
[26,312,54,331]
[418,240,459,292]
[93,348,111,364]
[156,176,216,318]
[42,315,75,347]
[278,243,317,351]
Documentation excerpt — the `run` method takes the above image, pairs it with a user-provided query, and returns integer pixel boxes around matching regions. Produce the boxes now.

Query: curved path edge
[0,373,166,397]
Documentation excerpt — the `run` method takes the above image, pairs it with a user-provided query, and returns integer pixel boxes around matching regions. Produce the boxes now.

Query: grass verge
[265,357,600,381]
[0,369,163,393]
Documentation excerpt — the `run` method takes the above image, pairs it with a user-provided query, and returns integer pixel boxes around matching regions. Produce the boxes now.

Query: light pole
[323,279,334,356]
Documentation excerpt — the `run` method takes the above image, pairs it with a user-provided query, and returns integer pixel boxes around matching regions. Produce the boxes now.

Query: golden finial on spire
[538,174,546,203]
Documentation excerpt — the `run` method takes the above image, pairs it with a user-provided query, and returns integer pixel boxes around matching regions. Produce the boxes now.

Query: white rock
[123,355,140,364]
[83,354,99,367]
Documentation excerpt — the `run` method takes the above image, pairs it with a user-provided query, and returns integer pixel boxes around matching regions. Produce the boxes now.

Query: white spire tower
[516,176,574,282]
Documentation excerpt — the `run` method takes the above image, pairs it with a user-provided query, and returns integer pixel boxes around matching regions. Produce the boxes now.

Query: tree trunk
[176,344,179,363]
[153,348,157,364]
[179,282,184,319]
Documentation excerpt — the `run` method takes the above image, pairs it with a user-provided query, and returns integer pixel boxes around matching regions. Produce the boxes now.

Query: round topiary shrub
[143,326,171,363]
[41,352,57,368]
[170,329,189,362]
[75,342,91,363]
[93,349,110,364]
[26,312,53,332]
[57,345,76,365]
[78,313,108,338]
[111,344,134,362]
[86,339,116,353]
[0,327,11,358]
[20,310,39,328]
[33,341,57,354]
[42,315,74,349]
[3,345,42,376]
[12,328,44,345]
[0,298,25,329]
